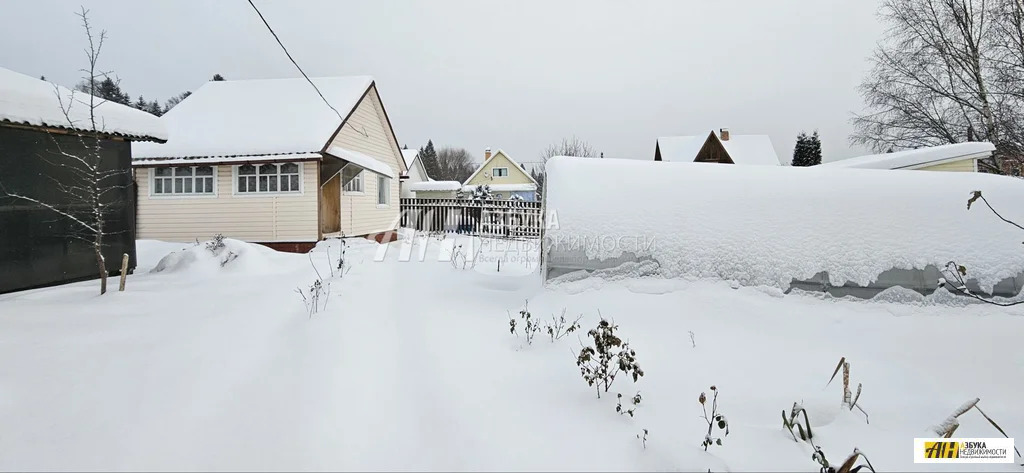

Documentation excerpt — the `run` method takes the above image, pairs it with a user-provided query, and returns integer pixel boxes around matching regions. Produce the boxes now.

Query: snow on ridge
[0,66,167,141]
[820,142,995,170]
[545,156,1024,292]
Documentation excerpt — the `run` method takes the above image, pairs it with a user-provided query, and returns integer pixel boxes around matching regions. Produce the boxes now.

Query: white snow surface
[0,236,1020,471]
[409,180,462,191]
[657,133,780,165]
[0,66,166,141]
[326,145,397,178]
[545,156,1024,292]
[132,75,373,159]
[400,148,420,171]
[820,142,995,170]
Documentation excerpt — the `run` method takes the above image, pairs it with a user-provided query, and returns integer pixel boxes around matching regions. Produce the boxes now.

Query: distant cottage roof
[656,132,780,166]
[132,75,376,160]
[0,66,166,142]
[818,142,995,170]
[400,148,420,171]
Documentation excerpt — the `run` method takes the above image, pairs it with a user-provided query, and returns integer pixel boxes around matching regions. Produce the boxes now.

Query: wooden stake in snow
[118,253,129,292]
[842,361,852,406]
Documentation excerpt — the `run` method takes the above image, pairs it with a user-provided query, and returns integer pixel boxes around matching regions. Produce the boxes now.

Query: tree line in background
[853,0,1024,174]
[49,72,227,117]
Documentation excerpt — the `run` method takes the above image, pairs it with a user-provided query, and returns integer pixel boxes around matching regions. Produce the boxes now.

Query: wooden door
[320,174,341,234]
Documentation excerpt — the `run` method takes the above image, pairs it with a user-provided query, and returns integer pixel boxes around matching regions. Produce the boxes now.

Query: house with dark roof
[131,75,408,251]
[655,128,780,165]
[0,66,166,294]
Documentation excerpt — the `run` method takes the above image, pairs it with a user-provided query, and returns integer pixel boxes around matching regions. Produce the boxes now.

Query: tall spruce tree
[212,73,225,81]
[791,132,810,166]
[418,140,439,178]
[807,131,822,166]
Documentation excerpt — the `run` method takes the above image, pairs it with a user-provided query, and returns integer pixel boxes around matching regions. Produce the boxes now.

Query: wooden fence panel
[399,198,542,240]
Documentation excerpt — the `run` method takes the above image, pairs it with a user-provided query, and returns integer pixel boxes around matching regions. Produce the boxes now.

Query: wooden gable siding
[136,162,320,243]
[327,84,402,236]
[465,151,535,186]
[694,133,733,164]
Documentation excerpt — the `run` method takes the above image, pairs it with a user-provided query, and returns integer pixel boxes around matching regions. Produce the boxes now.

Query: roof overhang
[325,145,396,178]
[132,152,322,167]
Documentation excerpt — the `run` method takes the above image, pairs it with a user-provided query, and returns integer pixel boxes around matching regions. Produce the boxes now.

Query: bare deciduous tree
[852,0,1024,174]
[532,136,598,190]
[429,146,477,182]
[0,8,131,295]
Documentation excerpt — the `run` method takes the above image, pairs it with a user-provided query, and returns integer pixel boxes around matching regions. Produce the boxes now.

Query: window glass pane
[154,180,163,193]
[259,176,268,192]
[281,163,298,174]
[155,167,172,177]
[239,164,256,175]
[175,167,193,176]
[183,179,193,193]
[248,176,256,192]
[237,176,246,192]
[175,178,183,193]
[259,163,278,175]
[195,166,214,176]
[204,178,214,193]
[269,176,278,192]
[290,175,299,191]
[378,176,388,204]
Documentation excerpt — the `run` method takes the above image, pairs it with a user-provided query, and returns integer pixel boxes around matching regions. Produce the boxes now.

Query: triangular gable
[463,149,539,186]
[694,131,734,164]
[320,82,408,175]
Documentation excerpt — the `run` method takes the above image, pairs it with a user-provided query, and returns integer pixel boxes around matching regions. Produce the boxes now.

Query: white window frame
[149,165,218,198]
[492,167,509,177]
[342,165,364,194]
[232,162,304,196]
[377,175,390,208]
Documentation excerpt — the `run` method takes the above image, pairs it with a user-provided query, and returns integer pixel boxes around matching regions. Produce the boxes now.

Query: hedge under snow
[544,156,1024,292]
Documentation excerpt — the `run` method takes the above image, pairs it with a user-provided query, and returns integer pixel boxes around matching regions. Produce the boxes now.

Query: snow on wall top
[545,156,1024,292]
[0,67,167,142]
[657,133,780,165]
[133,75,374,159]
[408,181,461,191]
[400,149,420,171]
[819,142,995,170]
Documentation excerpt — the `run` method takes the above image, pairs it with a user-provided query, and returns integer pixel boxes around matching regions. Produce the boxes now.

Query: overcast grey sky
[1,0,884,164]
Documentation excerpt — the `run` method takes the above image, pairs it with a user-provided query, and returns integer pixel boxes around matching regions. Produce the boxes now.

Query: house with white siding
[132,75,407,252]
[399,148,430,198]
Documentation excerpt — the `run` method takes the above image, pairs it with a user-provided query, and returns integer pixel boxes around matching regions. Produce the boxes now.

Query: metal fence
[399,198,543,239]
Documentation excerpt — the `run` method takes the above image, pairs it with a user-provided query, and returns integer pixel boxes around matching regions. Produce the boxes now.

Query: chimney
[485,147,492,160]
[720,128,730,141]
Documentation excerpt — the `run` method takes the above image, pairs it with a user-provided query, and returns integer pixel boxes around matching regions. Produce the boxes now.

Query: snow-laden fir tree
[791,132,811,166]
[807,131,822,166]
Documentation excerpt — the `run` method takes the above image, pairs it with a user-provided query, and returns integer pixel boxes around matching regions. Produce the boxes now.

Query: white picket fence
[399,198,543,239]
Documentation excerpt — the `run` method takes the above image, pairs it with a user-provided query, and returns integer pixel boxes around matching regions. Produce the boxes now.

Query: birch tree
[852,0,1024,173]
[0,8,130,294]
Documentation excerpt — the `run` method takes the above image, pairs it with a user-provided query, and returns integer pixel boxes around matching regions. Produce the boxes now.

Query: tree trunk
[95,247,107,295]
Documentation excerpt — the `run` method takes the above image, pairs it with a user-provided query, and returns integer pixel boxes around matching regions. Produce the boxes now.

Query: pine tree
[418,140,439,178]
[212,74,225,81]
[791,132,810,166]
[807,131,822,166]
[146,100,163,117]
[134,95,148,110]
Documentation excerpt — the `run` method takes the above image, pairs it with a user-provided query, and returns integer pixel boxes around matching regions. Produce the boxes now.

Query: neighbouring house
[399,148,431,198]
[407,180,462,199]
[0,66,166,294]
[817,142,993,172]
[131,75,407,251]
[655,128,781,165]
[463,148,539,201]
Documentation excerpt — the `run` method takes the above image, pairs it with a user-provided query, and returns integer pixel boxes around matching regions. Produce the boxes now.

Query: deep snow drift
[0,235,1020,471]
[544,156,1024,293]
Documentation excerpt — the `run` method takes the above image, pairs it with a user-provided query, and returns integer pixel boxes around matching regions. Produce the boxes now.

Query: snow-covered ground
[0,234,1020,471]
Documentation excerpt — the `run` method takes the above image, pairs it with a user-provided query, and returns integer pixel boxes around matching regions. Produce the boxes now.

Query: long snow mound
[544,156,1024,292]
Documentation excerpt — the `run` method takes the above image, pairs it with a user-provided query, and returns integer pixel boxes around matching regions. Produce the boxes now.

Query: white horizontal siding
[136,163,319,243]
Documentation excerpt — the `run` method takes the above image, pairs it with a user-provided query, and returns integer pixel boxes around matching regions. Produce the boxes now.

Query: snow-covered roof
[545,156,1024,293]
[400,149,420,171]
[657,132,780,165]
[463,149,540,186]
[819,142,994,170]
[409,181,461,191]
[133,75,374,159]
[326,145,396,178]
[133,152,322,167]
[462,183,537,192]
[0,66,166,142]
